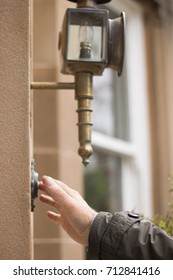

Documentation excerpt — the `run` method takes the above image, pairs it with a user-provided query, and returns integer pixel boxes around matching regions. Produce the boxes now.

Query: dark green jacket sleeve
[88,211,173,260]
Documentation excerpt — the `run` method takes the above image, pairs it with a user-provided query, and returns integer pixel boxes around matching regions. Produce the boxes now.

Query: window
[84,0,152,218]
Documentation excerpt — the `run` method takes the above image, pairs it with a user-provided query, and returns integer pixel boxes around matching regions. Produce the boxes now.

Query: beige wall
[0,0,32,259]
[33,0,84,259]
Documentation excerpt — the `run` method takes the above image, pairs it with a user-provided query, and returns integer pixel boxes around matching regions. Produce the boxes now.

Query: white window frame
[92,0,152,218]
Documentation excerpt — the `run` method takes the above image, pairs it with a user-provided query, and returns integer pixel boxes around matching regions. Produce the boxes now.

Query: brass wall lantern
[31,0,125,166]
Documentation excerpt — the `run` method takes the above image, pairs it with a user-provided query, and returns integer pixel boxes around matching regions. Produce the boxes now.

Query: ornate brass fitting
[75,73,93,166]
[31,0,125,166]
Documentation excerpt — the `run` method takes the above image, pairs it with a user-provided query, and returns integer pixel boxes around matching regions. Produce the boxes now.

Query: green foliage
[153,174,173,236]
[153,212,173,236]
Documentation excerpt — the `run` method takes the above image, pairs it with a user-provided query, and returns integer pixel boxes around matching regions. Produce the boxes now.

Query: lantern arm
[30,82,75,90]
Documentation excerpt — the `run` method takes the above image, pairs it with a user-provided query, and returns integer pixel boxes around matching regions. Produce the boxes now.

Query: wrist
[84,211,98,246]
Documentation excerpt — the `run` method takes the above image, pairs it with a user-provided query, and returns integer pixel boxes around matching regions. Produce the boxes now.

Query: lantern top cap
[67,0,111,4]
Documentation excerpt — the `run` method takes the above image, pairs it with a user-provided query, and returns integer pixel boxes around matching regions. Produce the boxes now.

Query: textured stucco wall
[0,0,31,259]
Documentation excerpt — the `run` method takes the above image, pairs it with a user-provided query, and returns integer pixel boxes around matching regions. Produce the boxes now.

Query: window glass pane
[84,150,122,212]
[92,5,130,141]
[93,67,130,141]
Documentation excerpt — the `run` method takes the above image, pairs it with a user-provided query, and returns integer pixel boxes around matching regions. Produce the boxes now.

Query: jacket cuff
[88,211,141,259]
[88,212,113,259]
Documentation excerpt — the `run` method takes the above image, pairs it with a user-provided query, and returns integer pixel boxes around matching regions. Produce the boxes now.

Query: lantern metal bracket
[31,82,75,90]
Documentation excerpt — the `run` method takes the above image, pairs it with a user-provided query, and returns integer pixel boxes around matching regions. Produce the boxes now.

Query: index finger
[41,176,68,203]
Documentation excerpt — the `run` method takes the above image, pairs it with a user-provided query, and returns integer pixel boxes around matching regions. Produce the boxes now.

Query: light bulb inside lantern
[78,22,94,59]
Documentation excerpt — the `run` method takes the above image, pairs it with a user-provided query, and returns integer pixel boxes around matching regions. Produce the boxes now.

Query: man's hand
[39,176,97,246]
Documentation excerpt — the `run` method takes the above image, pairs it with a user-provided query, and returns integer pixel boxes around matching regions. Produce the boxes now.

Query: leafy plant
[153,212,173,236]
[153,175,173,236]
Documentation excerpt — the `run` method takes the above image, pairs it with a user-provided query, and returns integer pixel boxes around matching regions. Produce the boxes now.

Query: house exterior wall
[33,0,84,259]
[0,0,31,259]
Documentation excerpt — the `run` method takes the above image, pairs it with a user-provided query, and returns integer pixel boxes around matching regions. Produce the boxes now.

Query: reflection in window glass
[84,150,122,212]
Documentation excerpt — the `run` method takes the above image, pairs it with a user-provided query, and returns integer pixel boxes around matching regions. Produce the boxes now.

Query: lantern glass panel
[67,9,108,63]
